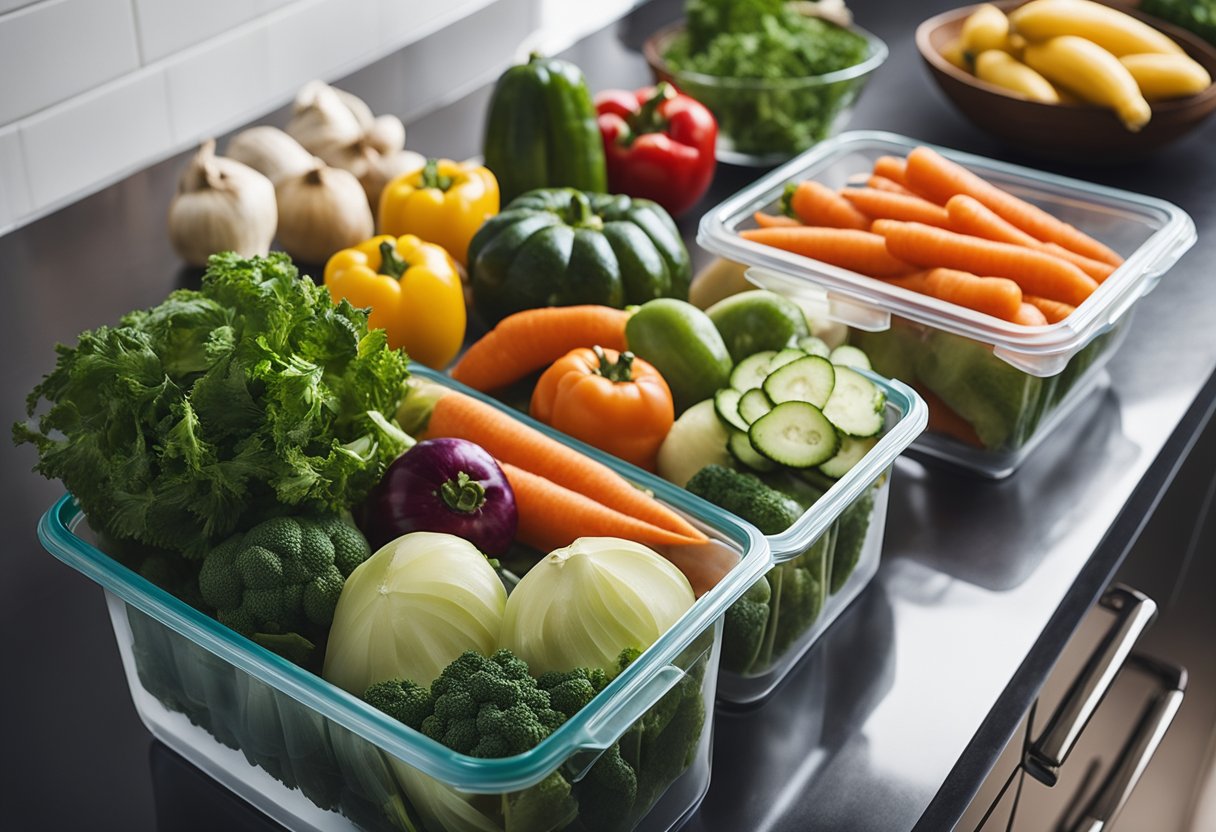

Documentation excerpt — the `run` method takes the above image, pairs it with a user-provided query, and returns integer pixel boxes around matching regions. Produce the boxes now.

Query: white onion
[500,537,695,675]
[322,532,506,695]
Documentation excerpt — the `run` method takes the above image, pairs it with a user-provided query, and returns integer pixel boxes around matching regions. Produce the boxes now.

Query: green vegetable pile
[662,0,874,157]
[1141,0,1216,46]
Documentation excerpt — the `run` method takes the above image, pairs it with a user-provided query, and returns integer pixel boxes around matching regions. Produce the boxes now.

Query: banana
[1010,0,1184,57]
[961,4,1010,60]
[975,50,1061,103]
[1023,36,1152,130]
[941,38,968,71]
[1120,53,1212,100]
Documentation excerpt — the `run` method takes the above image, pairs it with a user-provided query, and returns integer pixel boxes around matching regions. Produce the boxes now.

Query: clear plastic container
[697,130,1196,477]
[37,370,772,832]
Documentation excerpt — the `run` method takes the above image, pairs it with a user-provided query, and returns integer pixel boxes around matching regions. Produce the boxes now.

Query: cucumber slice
[829,344,872,370]
[749,401,840,468]
[738,388,774,424]
[822,366,886,437]
[728,430,776,472]
[714,388,748,432]
[797,336,831,358]
[729,350,776,392]
[819,435,879,478]
[768,347,808,372]
[763,355,836,408]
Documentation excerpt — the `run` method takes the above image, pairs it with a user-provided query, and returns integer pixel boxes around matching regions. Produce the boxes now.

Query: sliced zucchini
[728,430,776,472]
[763,354,835,408]
[729,350,776,392]
[822,366,886,437]
[828,344,872,370]
[738,388,774,424]
[819,435,879,478]
[768,347,808,372]
[714,388,748,432]
[797,335,831,358]
[749,401,841,468]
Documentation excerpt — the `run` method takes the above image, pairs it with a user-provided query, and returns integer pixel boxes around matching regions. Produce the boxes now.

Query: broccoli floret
[720,575,772,674]
[687,464,802,534]
[364,679,435,728]
[197,513,370,646]
[830,487,874,593]
[503,772,578,832]
[574,745,639,832]
[772,563,820,654]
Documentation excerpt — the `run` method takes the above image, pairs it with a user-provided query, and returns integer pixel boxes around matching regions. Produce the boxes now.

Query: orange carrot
[841,187,951,228]
[868,174,915,196]
[881,271,932,294]
[788,181,869,229]
[872,155,911,189]
[920,388,984,448]
[740,227,915,277]
[923,268,1022,321]
[1024,295,1076,323]
[753,211,802,228]
[1013,303,1049,326]
[416,388,706,542]
[946,195,1116,283]
[450,305,630,392]
[872,220,1098,306]
[905,146,1123,266]
[501,463,705,551]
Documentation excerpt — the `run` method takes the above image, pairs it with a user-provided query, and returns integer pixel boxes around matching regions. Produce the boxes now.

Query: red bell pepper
[594,83,717,217]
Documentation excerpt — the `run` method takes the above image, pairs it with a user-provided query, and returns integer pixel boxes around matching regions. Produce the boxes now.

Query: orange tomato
[530,346,674,471]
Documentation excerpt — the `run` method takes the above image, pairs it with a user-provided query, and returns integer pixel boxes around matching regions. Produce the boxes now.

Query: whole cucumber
[626,299,732,413]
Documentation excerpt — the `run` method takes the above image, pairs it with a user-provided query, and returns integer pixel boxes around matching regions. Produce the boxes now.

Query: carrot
[1013,303,1049,326]
[841,187,951,228]
[881,271,932,294]
[501,463,705,552]
[872,220,1098,306]
[919,388,984,448]
[905,146,1123,266]
[867,174,915,196]
[945,195,1116,283]
[788,181,869,229]
[753,211,802,228]
[872,155,911,189]
[923,268,1022,321]
[415,387,706,542]
[450,305,630,392]
[740,227,915,277]
[1024,295,1076,323]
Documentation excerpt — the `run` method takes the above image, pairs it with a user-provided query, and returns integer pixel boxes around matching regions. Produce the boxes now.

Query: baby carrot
[787,180,870,229]
[923,268,1023,321]
[841,187,951,227]
[873,220,1098,306]
[1013,303,1049,326]
[868,174,915,196]
[753,211,802,228]
[905,146,1123,266]
[739,226,916,277]
[450,305,630,392]
[872,155,911,189]
[881,271,932,294]
[1024,295,1076,323]
[920,388,984,448]
[501,463,705,551]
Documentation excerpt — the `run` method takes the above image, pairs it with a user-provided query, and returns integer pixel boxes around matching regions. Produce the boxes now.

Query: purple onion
[362,438,517,555]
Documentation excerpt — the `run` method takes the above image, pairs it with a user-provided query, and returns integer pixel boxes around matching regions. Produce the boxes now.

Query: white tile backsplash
[21,69,172,208]
[133,0,262,64]
[0,125,32,227]
[0,0,139,124]
[164,22,272,145]
[268,0,379,97]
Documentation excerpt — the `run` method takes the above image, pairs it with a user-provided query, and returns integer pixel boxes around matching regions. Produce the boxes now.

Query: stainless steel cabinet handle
[1024,585,1158,787]
[1065,655,1187,832]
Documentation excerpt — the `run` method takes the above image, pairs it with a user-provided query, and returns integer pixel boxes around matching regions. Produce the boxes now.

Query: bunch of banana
[941,0,1212,131]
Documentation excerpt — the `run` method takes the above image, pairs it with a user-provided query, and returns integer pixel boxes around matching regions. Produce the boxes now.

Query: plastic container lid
[697,131,1196,377]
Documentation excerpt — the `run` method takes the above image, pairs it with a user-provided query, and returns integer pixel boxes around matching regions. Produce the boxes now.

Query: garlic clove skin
[333,87,377,132]
[361,148,426,211]
[288,81,364,156]
[168,139,277,267]
[275,159,374,265]
[226,126,314,184]
[365,114,406,156]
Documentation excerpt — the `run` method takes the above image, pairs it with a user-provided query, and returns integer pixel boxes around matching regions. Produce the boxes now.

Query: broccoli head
[720,574,772,675]
[830,487,874,594]
[686,464,803,535]
[197,513,370,641]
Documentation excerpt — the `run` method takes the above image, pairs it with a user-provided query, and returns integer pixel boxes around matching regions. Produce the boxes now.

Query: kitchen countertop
[3,0,1215,830]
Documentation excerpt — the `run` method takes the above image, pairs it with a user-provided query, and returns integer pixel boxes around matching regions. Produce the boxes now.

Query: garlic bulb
[287,81,364,157]
[275,160,373,264]
[366,114,406,156]
[168,139,277,266]
[226,126,314,184]
[361,148,426,208]
[315,139,380,183]
[333,87,377,132]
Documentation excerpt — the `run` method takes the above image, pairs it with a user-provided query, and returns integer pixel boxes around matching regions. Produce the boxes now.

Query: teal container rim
[36,366,770,795]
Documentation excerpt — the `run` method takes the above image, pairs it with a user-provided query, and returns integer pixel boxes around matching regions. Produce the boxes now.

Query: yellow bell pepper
[378,158,499,266]
[324,234,466,369]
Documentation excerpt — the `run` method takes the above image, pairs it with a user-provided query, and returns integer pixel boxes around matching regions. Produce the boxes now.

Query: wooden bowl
[916,1,1216,161]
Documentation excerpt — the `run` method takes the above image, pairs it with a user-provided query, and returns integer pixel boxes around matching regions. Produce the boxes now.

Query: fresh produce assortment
[943,0,1212,131]
[742,145,1124,324]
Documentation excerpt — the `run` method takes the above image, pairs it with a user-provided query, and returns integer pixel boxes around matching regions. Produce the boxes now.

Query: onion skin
[363,438,517,555]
